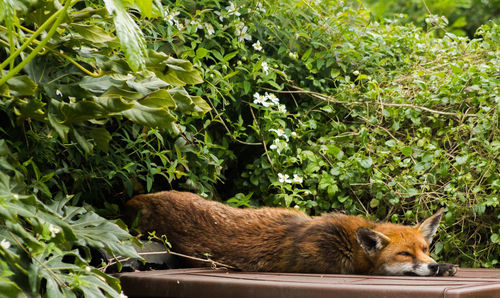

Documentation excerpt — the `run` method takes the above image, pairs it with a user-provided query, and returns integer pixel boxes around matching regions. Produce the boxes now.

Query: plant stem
[0,0,74,86]
[0,7,64,72]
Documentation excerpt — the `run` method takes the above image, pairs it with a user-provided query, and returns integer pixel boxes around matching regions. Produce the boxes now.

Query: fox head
[356,208,444,276]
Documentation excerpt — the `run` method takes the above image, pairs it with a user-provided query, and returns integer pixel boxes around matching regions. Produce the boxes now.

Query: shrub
[152,0,500,267]
[0,0,210,295]
[363,0,500,38]
[1,0,499,295]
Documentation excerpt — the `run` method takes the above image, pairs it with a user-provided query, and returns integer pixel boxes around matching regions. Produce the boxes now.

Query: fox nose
[428,262,439,273]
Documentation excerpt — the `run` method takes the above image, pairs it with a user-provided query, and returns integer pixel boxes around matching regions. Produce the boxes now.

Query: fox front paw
[435,263,458,276]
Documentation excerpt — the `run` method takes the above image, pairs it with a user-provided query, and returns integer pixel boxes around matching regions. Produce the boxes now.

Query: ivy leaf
[357,157,373,169]
[400,146,412,157]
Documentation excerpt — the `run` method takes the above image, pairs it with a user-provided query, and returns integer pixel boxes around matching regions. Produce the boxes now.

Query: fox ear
[416,208,444,244]
[356,227,390,255]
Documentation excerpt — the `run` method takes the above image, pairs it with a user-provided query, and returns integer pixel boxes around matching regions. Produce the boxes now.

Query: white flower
[0,239,11,250]
[353,70,360,76]
[235,23,251,42]
[174,19,184,30]
[292,174,303,184]
[56,89,63,97]
[265,92,279,105]
[261,99,273,108]
[269,128,289,141]
[164,10,180,26]
[226,2,241,16]
[48,224,61,238]
[291,132,298,138]
[261,61,269,75]
[214,11,223,22]
[85,266,92,272]
[277,104,287,113]
[278,173,292,184]
[269,138,281,153]
[256,2,266,13]
[252,40,263,51]
[118,292,128,298]
[191,21,203,32]
[253,92,266,105]
[269,128,285,137]
[205,23,215,35]
[289,52,298,59]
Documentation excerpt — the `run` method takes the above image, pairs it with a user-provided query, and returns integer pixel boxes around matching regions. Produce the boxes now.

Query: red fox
[125,191,457,276]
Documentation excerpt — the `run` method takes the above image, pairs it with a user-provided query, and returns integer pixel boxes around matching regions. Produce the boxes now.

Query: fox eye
[422,247,428,253]
[398,251,413,257]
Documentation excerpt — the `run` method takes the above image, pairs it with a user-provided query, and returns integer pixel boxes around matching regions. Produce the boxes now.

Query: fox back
[125,191,445,276]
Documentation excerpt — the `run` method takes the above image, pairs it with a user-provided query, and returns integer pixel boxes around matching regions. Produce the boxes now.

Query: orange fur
[125,191,446,275]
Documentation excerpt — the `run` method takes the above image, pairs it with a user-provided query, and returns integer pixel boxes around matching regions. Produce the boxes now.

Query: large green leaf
[70,24,115,43]
[122,103,177,130]
[6,75,37,97]
[69,210,139,258]
[0,277,25,298]
[103,0,147,72]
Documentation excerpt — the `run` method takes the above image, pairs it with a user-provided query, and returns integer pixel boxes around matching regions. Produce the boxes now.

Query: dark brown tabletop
[119,268,500,298]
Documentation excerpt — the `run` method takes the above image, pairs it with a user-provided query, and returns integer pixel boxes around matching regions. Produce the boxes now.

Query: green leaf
[71,24,115,43]
[191,96,211,114]
[163,57,204,86]
[79,75,124,94]
[89,128,112,153]
[126,76,169,94]
[6,75,37,97]
[140,89,176,109]
[122,103,176,130]
[73,129,93,154]
[103,0,147,72]
[370,199,380,208]
[455,155,468,165]
[357,157,373,169]
[196,48,210,59]
[222,51,238,62]
[135,0,153,17]
[400,146,412,157]
[327,145,344,160]
[301,48,312,61]
[0,277,25,298]
[70,209,139,258]
[59,100,105,124]
[47,113,69,142]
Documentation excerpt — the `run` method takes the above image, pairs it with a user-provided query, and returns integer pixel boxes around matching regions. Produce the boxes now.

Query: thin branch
[276,85,477,118]
[99,250,237,271]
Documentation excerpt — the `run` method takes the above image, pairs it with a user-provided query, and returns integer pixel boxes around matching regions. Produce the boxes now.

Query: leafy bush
[362,0,500,37]
[152,0,500,268]
[0,0,211,295]
[1,0,499,295]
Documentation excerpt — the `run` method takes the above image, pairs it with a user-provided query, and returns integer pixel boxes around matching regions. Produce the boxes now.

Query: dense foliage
[0,0,499,296]
[151,0,500,268]
[0,0,209,296]
[362,0,500,37]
